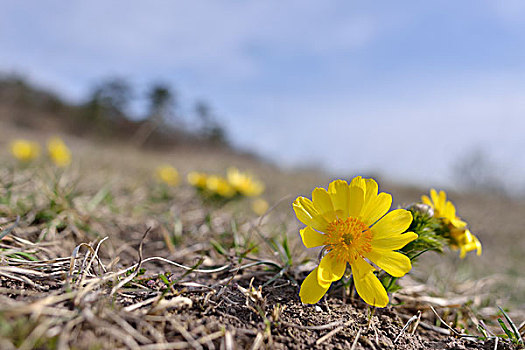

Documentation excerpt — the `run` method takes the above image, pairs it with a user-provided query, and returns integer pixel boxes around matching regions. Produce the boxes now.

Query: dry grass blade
[394,311,421,343]
[17,318,56,350]
[107,312,153,345]
[169,319,203,350]
[350,328,362,350]
[74,237,108,286]
[397,313,451,336]
[110,227,151,297]
[281,320,344,331]
[519,320,525,337]
[0,215,19,240]
[139,342,191,350]
[315,323,348,345]
[0,270,46,290]
[57,316,85,350]
[409,311,422,335]
[67,242,97,284]
[430,305,462,337]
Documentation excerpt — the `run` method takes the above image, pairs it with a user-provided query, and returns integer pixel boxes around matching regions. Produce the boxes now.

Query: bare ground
[0,124,524,349]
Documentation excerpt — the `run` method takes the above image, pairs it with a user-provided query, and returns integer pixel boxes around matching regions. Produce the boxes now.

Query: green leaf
[210,239,227,256]
[498,318,514,341]
[158,274,170,286]
[498,306,523,344]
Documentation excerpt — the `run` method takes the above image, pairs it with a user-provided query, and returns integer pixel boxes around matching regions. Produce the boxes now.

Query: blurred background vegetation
[0,73,228,150]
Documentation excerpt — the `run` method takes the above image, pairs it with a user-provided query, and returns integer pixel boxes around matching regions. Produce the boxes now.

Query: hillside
[0,93,524,348]
[0,74,231,150]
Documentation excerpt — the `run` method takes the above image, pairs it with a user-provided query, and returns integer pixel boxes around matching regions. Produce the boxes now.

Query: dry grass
[0,124,524,349]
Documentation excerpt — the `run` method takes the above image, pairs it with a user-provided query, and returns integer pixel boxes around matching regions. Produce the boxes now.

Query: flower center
[324,217,373,263]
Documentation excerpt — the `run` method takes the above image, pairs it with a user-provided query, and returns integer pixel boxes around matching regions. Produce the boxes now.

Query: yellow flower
[156,165,180,186]
[10,139,40,162]
[226,167,264,197]
[47,137,71,167]
[293,177,417,307]
[251,198,269,216]
[450,228,482,259]
[187,171,208,189]
[421,189,465,228]
[422,189,482,258]
[206,175,235,198]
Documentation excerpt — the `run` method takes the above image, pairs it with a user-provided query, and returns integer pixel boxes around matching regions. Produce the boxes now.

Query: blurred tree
[194,100,228,146]
[82,77,133,136]
[134,82,177,146]
[147,83,175,124]
[88,77,132,120]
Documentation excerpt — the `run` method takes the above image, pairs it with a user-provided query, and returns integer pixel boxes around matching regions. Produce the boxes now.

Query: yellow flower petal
[361,192,392,226]
[347,177,366,217]
[312,187,336,222]
[357,177,390,225]
[438,190,446,209]
[424,189,468,229]
[293,197,329,232]
[328,180,350,218]
[349,176,366,194]
[365,249,412,277]
[299,267,330,304]
[456,229,482,258]
[347,183,365,218]
[227,167,265,196]
[451,217,466,229]
[474,235,482,256]
[364,178,379,205]
[318,253,346,284]
[10,139,40,162]
[430,189,440,208]
[300,226,326,248]
[421,195,432,207]
[372,209,413,239]
[187,172,208,188]
[156,165,180,186]
[372,231,418,250]
[443,201,455,218]
[47,137,71,167]
[351,258,389,307]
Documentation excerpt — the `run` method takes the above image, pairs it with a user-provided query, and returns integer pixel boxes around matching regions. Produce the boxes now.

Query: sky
[1,1,525,191]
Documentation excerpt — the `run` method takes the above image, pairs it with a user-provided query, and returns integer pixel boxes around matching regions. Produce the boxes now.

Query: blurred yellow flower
[47,137,71,167]
[422,189,482,258]
[227,167,264,196]
[422,189,465,228]
[294,177,417,307]
[206,175,235,198]
[450,227,482,259]
[187,171,208,189]
[10,139,40,162]
[156,165,180,186]
[251,198,269,216]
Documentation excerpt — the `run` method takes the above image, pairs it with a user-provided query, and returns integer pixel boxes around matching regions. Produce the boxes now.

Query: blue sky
[2,1,525,190]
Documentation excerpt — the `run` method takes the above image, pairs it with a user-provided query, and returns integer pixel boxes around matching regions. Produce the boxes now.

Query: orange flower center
[324,217,373,263]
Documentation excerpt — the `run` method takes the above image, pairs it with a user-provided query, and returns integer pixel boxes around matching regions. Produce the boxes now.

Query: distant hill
[0,74,230,150]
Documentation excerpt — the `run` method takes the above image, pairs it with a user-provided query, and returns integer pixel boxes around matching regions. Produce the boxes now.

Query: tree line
[0,74,228,148]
